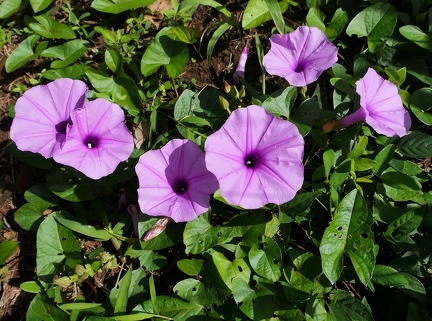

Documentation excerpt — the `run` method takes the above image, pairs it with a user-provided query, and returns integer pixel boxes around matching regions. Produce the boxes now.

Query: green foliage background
[2,0,432,320]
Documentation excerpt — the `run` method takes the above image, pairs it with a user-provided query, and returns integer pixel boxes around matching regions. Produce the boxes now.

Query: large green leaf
[142,296,206,320]
[242,0,290,30]
[141,27,189,78]
[55,217,111,241]
[346,2,397,52]
[27,293,69,321]
[262,86,297,119]
[398,131,432,158]
[248,237,282,282]
[183,212,217,254]
[14,201,48,231]
[114,267,132,315]
[328,290,374,321]
[36,213,79,286]
[5,35,48,73]
[91,0,156,14]
[0,0,21,19]
[30,0,54,12]
[399,25,432,52]
[40,39,89,69]
[371,265,426,294]
[25,15,76,39]
[86,69,141,116]
[212,252,251,290]
[380,171,422,202]
[320,190,375,285]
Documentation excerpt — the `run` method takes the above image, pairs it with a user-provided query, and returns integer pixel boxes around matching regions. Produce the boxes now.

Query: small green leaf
[55,217,111,240]
[58,303,103,310]
[242,0,289,30]
[20,281,44,293]
[354,158,377,171]
[206,22,231,63]
[165,26,201,44]
[323,149,334,179]
[372,144,394,175]
[181,0,232,19]
[348,136,368,159]
[25,15,76,39]
[177,259,204,276]
[141,27,189,78]
[306,7,325,32]
[265,0,286,34]
[410,88,432,126]
[326,8,349,42]
[114,267,132,315]
[0,240,18,265]
[91,0,157,14]
[24,184,58,207]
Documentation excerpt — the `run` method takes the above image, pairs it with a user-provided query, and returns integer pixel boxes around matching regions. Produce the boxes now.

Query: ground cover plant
[1,0,432,320]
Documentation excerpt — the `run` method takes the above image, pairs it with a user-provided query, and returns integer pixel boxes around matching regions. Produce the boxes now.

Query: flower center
[173,179,188,194]
[295,62,305,73]
[244,154,259,168]
[55,119,72,134]
[84,137,99,149]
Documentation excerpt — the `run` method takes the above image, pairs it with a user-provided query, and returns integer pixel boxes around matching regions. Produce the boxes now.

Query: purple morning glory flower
[10,78,87,158]
[339,68,411,137]
[135,139,219,223]
[263,26,338,87]
[233,47,248,82]
[53,99,134,180]
[204,105,304,209]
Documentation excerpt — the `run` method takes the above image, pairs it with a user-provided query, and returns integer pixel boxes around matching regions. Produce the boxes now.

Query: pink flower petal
[205,105,304,209]
[136,139,218,222]
[53,99,133,179]
[10,78,87,158]
[263,26,338,87]
[340,68,411,137]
